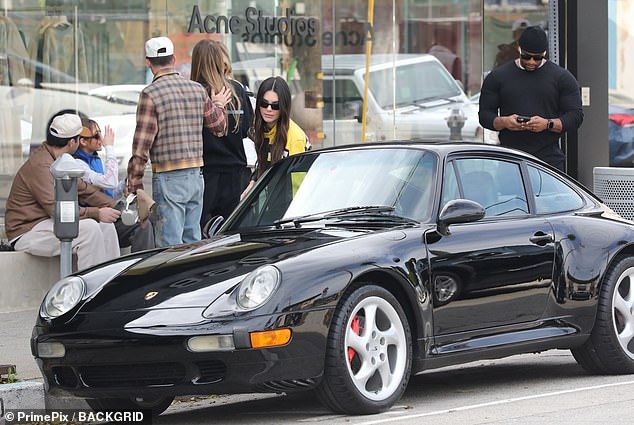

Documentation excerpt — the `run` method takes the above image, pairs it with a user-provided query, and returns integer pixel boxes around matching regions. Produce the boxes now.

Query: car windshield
[224,147,437,230]
[368,61,462,109]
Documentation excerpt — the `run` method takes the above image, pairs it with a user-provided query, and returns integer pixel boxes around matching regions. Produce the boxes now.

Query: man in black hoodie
[479,25,584,172]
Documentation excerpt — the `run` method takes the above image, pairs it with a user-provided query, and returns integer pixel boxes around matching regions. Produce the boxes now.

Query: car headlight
[41,276,86,319]
[237,265,281,310]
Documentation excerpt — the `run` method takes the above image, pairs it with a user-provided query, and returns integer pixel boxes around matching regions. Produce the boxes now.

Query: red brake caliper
[348,314,361,363]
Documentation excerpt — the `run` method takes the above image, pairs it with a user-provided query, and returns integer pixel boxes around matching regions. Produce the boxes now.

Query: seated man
[74,117,155,252]
[5,113,121,271]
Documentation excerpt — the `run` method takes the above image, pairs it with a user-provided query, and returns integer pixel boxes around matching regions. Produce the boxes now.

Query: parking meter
[50,153,85,278]
[446,107,466,141]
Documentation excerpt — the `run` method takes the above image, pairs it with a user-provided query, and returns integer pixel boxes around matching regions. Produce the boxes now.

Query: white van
[320,54,482,147]
[233,53,482,148]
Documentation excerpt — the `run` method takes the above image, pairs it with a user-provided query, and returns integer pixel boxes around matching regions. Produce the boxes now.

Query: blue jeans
[152,167,204,247]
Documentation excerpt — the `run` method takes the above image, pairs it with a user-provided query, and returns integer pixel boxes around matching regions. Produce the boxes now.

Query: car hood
[77,226,406,315]
[381,101,480,133]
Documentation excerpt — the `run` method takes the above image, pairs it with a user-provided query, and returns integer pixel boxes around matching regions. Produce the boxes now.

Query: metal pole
[361,0,375,144]
[60,240,73,278]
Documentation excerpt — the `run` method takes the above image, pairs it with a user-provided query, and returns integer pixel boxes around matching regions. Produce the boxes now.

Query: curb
[0,381,44,416]
[0,380,90,420]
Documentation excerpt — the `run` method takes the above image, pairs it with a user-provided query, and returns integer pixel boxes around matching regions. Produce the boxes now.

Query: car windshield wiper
[274,205,402,229]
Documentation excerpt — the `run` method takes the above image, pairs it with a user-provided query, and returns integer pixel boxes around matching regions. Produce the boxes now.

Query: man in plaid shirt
[127,36,230,247]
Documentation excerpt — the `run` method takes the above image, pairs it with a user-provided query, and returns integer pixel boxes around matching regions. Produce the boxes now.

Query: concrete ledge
[0,381,91,419]
[0,381,45,416]
[0,252,62,313]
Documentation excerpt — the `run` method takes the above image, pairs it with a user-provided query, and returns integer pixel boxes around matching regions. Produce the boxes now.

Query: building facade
[0,0,628,228]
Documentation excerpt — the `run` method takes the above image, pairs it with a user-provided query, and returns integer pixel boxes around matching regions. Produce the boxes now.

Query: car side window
[441,158,528,217]
[323,78,362,120]
[528,166,584,213]
[441,162,460,208]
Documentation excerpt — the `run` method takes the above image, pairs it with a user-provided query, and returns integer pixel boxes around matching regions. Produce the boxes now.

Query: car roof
[313,140,537,160]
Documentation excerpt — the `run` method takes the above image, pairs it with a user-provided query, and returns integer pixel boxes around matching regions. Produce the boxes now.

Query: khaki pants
[14,218,119,271]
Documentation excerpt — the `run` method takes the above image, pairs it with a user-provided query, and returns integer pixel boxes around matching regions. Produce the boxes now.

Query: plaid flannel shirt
[127,70,226,193]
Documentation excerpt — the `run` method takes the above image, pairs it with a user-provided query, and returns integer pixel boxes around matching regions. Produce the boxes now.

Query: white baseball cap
[512,18,530,32]
[145,36,174,58]
[49,114,82,138]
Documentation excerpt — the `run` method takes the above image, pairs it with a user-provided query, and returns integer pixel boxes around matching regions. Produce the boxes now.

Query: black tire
[86,395,174,417]
[571,255,634,374]
[316,284,412,414]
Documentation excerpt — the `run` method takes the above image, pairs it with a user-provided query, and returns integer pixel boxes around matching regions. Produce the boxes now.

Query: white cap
[512,18,530,32]
[145,36,174,58]
[49,114,82,138]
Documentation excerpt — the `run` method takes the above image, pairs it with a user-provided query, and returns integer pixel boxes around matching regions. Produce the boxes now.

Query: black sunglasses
[259,99,280,110]
[519,52,545,61]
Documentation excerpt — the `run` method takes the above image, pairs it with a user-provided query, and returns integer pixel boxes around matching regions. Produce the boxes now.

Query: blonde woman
[190,39,254,230]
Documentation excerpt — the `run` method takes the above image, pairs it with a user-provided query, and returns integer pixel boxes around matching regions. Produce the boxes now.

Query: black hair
[148,55,174,67]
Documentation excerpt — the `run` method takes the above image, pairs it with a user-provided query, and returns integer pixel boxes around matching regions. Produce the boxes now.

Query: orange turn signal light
[249,328,291,348]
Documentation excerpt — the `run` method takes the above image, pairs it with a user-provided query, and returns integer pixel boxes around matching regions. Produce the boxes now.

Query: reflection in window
[442,158,528,217]
[528,166,584,214]
[231,148,437,228]
[322,78,362,120]
[368,61,462,109]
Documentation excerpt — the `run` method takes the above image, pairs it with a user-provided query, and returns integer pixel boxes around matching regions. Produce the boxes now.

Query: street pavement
[0,308,41,382]
[1,307,91,413]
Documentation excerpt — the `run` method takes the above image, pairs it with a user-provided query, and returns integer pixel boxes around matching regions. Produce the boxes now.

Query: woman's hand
[211,86,231,108]
[240,180,254,201]
[102,125,115,146]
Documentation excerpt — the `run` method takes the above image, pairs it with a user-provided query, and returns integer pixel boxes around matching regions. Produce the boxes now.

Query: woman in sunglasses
[242,76,310,197]
[74,118,122,198]
[74,117,155,252]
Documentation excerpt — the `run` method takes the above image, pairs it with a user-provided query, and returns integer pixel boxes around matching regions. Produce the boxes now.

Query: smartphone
[516,115,531,123]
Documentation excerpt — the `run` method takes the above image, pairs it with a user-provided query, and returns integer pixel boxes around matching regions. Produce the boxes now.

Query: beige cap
[49,114,82,138]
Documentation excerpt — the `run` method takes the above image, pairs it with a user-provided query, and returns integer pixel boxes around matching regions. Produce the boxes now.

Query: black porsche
[32,142,634,416]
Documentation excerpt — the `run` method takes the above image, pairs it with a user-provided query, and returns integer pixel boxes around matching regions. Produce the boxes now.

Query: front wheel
[572,255,634,374]
[316,284,412,414]
[86,395,174,417]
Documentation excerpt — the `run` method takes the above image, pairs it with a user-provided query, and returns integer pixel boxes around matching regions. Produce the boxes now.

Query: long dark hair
[254,76,291,178]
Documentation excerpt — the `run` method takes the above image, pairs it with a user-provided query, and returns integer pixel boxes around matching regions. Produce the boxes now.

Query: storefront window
[0,0,484,235]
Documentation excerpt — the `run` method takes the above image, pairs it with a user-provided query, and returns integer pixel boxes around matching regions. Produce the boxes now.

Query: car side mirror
[437,199,485,235]
[202,215,225,239]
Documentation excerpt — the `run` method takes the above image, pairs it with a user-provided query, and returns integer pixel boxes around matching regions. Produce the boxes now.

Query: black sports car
[32,142,634,416]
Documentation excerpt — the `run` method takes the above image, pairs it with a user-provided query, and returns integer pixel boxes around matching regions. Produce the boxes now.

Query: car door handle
[529,232,554,246]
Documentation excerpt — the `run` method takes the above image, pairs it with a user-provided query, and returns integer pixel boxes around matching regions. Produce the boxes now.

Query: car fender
[545,215,634,331]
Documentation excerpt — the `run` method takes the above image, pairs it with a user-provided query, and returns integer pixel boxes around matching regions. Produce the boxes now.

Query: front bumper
[32,309,331,399]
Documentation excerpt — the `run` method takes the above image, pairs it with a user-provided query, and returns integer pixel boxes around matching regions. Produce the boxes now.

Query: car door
[429,157,555,343]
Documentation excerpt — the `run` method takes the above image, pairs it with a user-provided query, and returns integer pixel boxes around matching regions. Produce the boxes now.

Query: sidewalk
[0,308,41,381]
[0,308,89,414]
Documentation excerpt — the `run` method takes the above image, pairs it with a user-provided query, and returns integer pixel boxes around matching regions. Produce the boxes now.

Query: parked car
[0,53,141,175]
[233,54,483,147]
[609,88,634,166]
[32,141,634,416]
